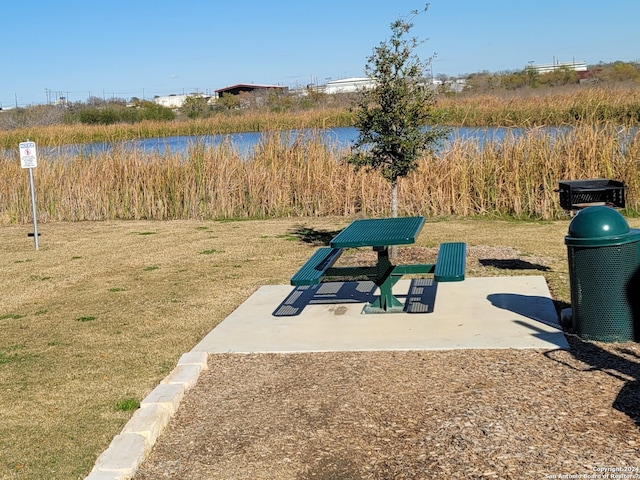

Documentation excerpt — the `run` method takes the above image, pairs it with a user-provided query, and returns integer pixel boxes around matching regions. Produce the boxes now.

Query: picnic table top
[330,216,425,249]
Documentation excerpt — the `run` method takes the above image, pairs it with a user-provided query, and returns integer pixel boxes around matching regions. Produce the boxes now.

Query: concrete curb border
[85,351,208,480]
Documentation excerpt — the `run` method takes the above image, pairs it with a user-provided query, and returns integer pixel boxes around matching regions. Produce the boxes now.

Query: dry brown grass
[0,109,355,150]
[1,216,638,479]
[2,124,640,223]
[437,86,640,126]
[0,217,347,479]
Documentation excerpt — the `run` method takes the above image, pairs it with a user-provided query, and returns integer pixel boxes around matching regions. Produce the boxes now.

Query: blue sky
[1,0,638,107]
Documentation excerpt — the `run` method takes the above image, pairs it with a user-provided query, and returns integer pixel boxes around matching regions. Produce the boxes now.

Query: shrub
[78,103,174,125]
[137,102,175,121]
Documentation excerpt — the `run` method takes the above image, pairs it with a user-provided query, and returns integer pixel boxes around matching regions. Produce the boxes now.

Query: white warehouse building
[324,76,449,94]
[325,77,376,94]
[529,60,588,74]
[154,93,215,109]
[154,94,189,108]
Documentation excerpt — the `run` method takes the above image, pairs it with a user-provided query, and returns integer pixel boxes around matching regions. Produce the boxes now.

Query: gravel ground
[134,336,640,480]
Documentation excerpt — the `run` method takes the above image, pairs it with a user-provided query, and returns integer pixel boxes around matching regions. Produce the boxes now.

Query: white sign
[19,141,37,168]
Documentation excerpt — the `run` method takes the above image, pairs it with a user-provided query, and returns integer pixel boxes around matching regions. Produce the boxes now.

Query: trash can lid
[565,206,637,246]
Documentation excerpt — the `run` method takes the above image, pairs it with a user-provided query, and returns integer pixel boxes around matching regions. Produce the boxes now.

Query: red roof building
[214,83,288,97]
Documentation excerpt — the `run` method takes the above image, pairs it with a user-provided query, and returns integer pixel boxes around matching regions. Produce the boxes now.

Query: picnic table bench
[290,216,466,313]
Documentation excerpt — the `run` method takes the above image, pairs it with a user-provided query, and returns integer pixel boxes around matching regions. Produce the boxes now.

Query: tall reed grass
[3,86,640,150]
[2,123,639,224]
[0,108,355,150]
[437,86,640,126]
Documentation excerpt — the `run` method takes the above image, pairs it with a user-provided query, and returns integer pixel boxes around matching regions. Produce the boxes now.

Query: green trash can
[565,206,640,342]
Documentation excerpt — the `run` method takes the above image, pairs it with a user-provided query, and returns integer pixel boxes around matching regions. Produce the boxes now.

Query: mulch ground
[134,336,640,480]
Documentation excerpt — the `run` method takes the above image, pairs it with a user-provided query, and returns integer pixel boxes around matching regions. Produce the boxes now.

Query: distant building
[444,78,467,93]
[214,83,288,97]
[154,93,213,109]
[578,69,601,84]
[324,76,458,94]
[154,94,189,109]
[325,77,375,94]
[528,60,587,74]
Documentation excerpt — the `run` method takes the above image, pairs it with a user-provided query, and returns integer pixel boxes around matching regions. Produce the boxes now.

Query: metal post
[28,167,39,250]
[363,247,404,313]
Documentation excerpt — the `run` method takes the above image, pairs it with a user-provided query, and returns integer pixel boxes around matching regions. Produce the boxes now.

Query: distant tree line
[0,97,177,129]
[463,60,640,91]
[77,97,176,124]
[0,88,350,129]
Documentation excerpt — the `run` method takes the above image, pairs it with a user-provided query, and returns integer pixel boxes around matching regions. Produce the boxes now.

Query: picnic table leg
[363,248,405,314]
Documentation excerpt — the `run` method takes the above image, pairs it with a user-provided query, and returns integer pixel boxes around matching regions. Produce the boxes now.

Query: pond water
[40,126,566,160]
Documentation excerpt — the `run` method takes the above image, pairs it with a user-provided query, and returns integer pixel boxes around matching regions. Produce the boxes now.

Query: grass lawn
[0,215,636,479]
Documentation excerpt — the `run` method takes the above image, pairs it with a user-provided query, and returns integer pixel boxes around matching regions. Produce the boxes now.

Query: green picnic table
[290,216,466,313]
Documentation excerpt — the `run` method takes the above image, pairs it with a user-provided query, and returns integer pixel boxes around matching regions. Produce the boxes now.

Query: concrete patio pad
[87,275,570,478]
[193,276,568,353]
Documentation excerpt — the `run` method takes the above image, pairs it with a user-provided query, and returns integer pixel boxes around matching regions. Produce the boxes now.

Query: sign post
[19,140,39,250]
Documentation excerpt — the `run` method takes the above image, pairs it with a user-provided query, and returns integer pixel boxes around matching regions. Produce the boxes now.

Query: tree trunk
[390,179,398,259]
[391,179,398,218]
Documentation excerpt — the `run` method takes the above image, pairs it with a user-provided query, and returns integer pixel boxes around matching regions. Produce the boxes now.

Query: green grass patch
[265,233,296,240]
[200,249,223,255]
[135,231,157,236]
[0,313,25,320]
[76,316,96,322]
[0,345,27,365]
[0,352,17,365]
[214,217,251,223]
[157,360,175,375]
[144,266,159,271]
[108,287,126,292]
[115,398,140,412]
[29,275,52,281]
